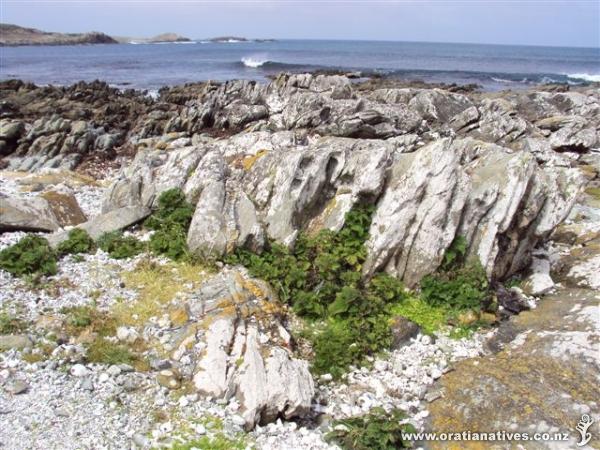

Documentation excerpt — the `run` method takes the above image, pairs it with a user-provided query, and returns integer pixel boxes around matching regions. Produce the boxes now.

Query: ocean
[1,39,598,92]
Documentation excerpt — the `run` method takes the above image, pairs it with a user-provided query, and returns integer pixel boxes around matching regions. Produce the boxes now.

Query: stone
[389,317,420,349]
[47,205,151,248]
[4,379,29,395]
[0,194,61,232]
[40,190,87,226]
[70,364,90,377]
[0,334,33,351]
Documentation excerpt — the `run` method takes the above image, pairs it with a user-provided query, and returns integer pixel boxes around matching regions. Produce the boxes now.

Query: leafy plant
[228,204,408,378]
[97,231,145,259]
[441,235,468,270]
[326,407,416,450]
[169,433,247,450]
[146,188,194,261]
[420,263,489,310]
[57,228,95,256]
[0,235,57,277]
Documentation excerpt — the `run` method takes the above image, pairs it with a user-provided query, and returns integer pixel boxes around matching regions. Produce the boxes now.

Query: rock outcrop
[3,74,595,284]
[169,268,314,430]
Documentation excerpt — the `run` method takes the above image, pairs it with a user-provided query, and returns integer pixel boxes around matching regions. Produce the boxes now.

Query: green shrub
[57,228,95,256]
[169,434,247,450]
[326,407,416,450]
[97,231,145,259]
[0,235,57,277]
[146,188,194,261]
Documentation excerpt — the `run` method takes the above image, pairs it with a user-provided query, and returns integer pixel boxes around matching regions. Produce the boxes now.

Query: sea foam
[242,57,269,68]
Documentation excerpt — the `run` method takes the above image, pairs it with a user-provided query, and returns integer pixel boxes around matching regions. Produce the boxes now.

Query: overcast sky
[1,1,599,48]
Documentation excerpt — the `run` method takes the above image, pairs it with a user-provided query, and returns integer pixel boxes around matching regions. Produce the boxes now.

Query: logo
[576,414,594,447]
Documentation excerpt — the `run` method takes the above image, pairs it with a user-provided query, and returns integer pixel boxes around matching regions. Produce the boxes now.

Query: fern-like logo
[576,414,594,447]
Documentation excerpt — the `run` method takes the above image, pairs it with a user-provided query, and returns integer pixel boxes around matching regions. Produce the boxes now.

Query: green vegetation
[86,337,135,365]
[227,205,408,378]
[97,231,145,259]
[146,188,194,261]
[0,235,57,277]
[326,407,416,450]
[57,228,95,256]
[420,236,490,311]
[389,297,449,335]
[0,311,28,334]
[169,434,247,450]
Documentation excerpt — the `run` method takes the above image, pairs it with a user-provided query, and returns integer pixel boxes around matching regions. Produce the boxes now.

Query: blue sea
[1,39,598,91]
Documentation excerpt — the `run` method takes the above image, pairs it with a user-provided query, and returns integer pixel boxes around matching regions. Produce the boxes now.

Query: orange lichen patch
[168,305,190,327]
[239,149,269,171]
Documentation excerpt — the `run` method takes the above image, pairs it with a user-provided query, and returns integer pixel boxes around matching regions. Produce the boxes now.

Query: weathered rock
[0,194,61,232]
[47,205,150,248]
[40,190,87,226]
[0,334,33,351]
[103,132,584,286]
[173,268,314,430]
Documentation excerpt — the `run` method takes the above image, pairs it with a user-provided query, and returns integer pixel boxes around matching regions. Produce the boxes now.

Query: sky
[1,0,599,48]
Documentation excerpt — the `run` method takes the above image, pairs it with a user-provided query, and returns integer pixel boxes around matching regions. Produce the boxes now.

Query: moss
[0,235,57,277]
[61,305,116,337]
[390,297,449,335]
[115,258,209,327]
[585,186,600,200]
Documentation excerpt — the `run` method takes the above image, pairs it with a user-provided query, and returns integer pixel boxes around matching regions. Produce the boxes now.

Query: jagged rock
[103,132,584,285]
[171,268,314,430]
[47,205,150,248]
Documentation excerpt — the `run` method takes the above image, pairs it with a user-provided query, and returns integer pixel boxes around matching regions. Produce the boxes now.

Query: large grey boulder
[170,268,314,430]
[1,194,61,232]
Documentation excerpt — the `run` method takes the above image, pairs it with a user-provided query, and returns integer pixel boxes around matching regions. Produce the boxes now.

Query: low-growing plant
[0,235,57,277]
[326,407,416,450]
[61,305,116,336]
[146,188,194,261]
[86,337,135,365]
[0,311,28,334]
[57,228,95,256]
[97,231,145,259]
[169,434,247,450]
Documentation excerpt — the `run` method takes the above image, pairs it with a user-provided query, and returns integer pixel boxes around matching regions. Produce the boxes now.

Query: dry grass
[114,258,210,327]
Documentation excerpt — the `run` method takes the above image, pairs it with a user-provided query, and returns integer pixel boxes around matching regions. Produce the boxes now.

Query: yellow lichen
[241,149,269,171]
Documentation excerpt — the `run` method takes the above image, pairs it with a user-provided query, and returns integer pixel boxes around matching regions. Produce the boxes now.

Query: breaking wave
[567,73,600,83]
[241,57,269,68]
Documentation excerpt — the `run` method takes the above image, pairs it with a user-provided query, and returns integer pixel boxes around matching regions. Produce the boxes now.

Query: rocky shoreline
[1,74,599,449]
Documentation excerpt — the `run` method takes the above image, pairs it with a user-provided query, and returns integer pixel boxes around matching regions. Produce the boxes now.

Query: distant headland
[0,23,275,46]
